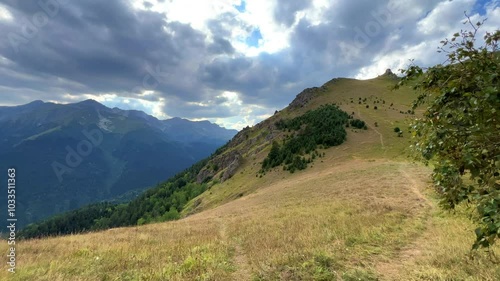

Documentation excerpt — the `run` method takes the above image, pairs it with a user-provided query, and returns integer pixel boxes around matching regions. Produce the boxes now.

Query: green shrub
[349,119,366,129]
[261,104,362,173]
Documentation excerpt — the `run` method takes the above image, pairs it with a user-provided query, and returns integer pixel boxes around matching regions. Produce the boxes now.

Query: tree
[398,17,499,249]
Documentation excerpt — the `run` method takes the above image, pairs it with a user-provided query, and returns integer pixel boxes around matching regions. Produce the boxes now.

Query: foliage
[398,17,499,249]
[394,127,401,133]
[17,203,117,238]
[265,104,361,173]
[350,119,366,129]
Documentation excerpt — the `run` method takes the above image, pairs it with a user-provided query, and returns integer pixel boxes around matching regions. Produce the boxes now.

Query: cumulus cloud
[0,0,497,129]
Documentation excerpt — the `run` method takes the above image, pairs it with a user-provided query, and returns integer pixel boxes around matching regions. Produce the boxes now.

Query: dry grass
[2,159,497,280]
[2,219,233,280]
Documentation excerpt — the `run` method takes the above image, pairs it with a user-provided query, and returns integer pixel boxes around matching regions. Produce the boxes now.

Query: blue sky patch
[473,0,497,15]
[246,28,263,47]
[235,0,246,13]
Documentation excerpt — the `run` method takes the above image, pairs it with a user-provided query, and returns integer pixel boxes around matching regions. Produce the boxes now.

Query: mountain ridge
[0,99,237,228]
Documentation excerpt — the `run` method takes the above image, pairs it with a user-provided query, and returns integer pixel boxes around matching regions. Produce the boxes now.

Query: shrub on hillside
[261,104,362,174]
[350,119,366,129]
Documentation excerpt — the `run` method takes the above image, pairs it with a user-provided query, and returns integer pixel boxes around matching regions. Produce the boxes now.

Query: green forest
[261,104,366,173]
[18,152,217,239]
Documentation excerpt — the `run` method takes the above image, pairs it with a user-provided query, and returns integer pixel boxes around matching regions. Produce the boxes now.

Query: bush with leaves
[398,17,499,249]
[350,119,366,129]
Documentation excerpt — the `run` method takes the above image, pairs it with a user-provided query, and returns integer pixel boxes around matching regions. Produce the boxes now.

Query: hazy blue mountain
[0,100,237,227]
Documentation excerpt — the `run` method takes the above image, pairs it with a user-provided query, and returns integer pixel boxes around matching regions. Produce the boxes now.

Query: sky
[0,0,498,130]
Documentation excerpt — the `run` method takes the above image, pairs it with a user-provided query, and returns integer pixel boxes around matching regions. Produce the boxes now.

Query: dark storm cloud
[0,0,210,104]
[0,0,465,124]
[208,37,235,54]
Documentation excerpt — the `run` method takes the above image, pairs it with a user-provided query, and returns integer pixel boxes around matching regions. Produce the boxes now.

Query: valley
[0,100,237,228]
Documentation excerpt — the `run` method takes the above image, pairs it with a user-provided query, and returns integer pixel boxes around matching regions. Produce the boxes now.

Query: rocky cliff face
[382,68,398,79]
[196,150,243,183]
[220,152,242,182]
[289,87,322,109]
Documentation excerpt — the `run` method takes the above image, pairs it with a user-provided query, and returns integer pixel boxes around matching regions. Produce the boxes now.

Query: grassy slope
[1,75,498,280]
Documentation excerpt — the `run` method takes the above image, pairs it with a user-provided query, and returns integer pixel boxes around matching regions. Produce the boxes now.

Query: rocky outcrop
[196,150,243,183]
[288,86,328,109]
[228,127,250,149]
[221,152,242,182]
[196,167,215,184]
[382,68,398,79]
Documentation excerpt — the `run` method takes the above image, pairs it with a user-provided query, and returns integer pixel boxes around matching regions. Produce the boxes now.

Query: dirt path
[375,165,434,280]
[231,242,252,280]
[370,124,385,148]
[400,168,432,208]
[217,218,252,280]
[357,106,385,148]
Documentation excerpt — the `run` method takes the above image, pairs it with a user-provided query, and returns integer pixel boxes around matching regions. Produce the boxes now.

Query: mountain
[0,100,237,227]
[161,117,237,144]
[7,75,498,280]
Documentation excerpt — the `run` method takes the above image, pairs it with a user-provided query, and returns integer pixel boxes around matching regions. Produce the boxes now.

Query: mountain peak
[27,100,45,105]
[78,99,101,105]
[75,99,107,110]
[14,100,46,110]
[381,68,398,79]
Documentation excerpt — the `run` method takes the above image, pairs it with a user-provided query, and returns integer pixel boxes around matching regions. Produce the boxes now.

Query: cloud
[273,0,312,27]
[0,0,498,129]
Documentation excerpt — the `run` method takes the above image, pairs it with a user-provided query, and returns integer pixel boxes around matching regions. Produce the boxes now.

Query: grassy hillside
[182,74,416,215]
[2,74,498,280]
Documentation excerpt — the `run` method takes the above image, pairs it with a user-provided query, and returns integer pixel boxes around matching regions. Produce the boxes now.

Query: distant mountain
[161,117,237,144]
[0,99,237,227]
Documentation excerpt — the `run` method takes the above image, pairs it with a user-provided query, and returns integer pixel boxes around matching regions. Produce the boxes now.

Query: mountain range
[0,99,237,227]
